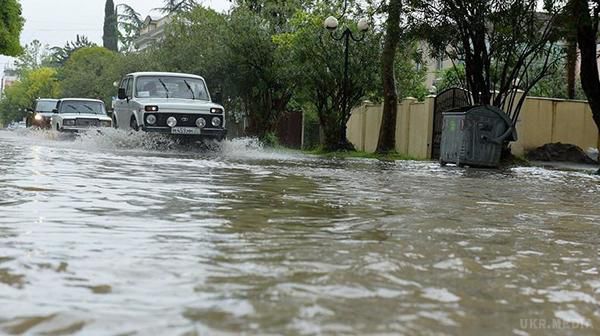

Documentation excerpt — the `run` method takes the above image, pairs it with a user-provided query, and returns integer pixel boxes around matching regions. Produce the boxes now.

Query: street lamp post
[323,4,369,149]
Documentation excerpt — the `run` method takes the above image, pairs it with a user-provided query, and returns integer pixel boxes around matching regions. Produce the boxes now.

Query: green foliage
[103,0,119,52]
[435,64,466,92]
[159,6,229,92]
[0,0,24,56]
[49,35,97,67]
[413,0,563,121]
[13,40,53,77]
[156,0,198,14]
[116,4,143,52]
[395,41,428,101]
[59,47,119,106]
[0,67,61,123]
[261,131,280,147]
[275,7,380,150]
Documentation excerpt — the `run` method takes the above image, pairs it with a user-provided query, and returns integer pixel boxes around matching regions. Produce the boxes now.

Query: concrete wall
[347,96,599,159]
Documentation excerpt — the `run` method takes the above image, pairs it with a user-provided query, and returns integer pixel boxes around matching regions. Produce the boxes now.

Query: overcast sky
[1,0,232,71]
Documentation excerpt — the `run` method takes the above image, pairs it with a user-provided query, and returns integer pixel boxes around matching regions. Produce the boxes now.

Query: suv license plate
[171,127,201,135]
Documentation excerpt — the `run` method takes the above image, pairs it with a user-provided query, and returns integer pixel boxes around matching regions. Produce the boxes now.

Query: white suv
[113,72,227,141]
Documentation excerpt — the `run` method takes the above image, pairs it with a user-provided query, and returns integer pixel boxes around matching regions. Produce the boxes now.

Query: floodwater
[0,129,599,336]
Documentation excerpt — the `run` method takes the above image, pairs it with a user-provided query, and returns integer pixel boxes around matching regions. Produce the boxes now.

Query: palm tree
[116,4,143,52]
[156,0,198,14]
[49,35,96,66]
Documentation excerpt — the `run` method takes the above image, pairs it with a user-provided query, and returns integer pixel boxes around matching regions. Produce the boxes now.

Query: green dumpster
[440,106,517,168]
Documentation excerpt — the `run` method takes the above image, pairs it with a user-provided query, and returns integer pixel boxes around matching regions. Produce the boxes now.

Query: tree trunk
[574,0,600,134]
[376,0,403,154]
[566,39,577,99]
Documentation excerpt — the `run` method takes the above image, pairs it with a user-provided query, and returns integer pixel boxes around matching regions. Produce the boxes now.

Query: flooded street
[0,129,599,335]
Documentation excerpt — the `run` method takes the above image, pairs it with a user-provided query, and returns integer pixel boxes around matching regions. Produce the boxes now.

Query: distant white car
[7,121,26,130]
[113,72,227,141]
[51,99,112,132]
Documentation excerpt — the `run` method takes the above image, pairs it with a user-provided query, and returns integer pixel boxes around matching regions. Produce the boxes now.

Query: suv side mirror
[106,110,113,117]
[118,88,127,100]
[52,109,58,114]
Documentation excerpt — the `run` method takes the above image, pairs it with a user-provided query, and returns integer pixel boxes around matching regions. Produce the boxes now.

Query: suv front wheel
[130,116,139,131]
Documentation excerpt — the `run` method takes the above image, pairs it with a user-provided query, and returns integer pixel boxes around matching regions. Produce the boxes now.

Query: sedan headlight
[101,120,111,127]
[196,117,206,128]
[211,117,222,127]
[167,116,177,127]
[63,119,75,126]
[146,114,157,125]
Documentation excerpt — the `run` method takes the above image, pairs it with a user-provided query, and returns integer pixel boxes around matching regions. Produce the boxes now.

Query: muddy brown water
[0,129,599,335]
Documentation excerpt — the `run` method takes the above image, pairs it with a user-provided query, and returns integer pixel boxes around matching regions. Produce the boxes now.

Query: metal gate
[276,110,303,149]
[432,87,472,159]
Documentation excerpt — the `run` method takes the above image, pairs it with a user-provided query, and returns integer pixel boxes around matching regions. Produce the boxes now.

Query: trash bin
[439,105,517,168]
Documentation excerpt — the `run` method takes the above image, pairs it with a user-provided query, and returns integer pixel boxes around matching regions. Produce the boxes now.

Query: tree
[394,41,428,101]
[376,0,403,153]
[60,47,119,106]
[13,40,52,76]
[49,35,97,67]
[231,0,314,26]
[412,0,562,128]
[117,4,144,52]
[0,68,60,123]
[103,0,119,52]
[225,6,297,138]
[275,7,380,150]
[0,0,24,56]
[566,0,600,138]
[157,0,198,14]
[158,6,229,95]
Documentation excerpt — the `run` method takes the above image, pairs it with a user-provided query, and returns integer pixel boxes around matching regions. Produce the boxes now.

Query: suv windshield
[59,101,106,114]
[135,76,210,101]
[35,101,57,112]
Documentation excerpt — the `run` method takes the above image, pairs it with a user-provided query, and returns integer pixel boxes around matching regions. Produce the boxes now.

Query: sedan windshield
[59,101,106,114]
[35,101,57,112]
[135,76,210,101]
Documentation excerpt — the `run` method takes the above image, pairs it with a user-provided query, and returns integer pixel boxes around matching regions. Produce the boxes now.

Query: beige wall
[347,96,436,159]
[512,97,599,156]
[348,96,599,159]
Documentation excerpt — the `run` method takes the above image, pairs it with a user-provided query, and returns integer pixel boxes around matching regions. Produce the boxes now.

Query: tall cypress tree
[103,0,118,51]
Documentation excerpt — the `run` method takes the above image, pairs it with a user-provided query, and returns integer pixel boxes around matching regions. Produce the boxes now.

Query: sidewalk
[530,161,599,174]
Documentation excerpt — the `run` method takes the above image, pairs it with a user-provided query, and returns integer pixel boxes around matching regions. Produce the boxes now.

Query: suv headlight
[101,120,111,127]
[34,114,43,121]
[63,119,75,126]
[167,116,177,127]
[196,117,206,128]
[146,114,157,125]
[211,117,222,127]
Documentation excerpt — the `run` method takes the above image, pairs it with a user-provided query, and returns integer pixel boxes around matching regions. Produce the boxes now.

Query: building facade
[134,15,173,51]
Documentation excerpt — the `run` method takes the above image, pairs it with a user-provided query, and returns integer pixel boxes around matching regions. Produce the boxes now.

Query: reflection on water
[0,129,599,335]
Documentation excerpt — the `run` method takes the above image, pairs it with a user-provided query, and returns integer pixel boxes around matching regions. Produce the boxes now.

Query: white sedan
[51,99,112,132]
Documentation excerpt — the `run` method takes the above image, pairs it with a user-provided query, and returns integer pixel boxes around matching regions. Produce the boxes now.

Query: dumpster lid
[443,105,517,141]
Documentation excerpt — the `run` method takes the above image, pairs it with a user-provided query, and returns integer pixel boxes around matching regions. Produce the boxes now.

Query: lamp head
[357,18,369,32]
[324,16,338,30]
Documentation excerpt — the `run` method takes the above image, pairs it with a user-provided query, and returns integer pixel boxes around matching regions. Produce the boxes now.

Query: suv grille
[151,113,223,128]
